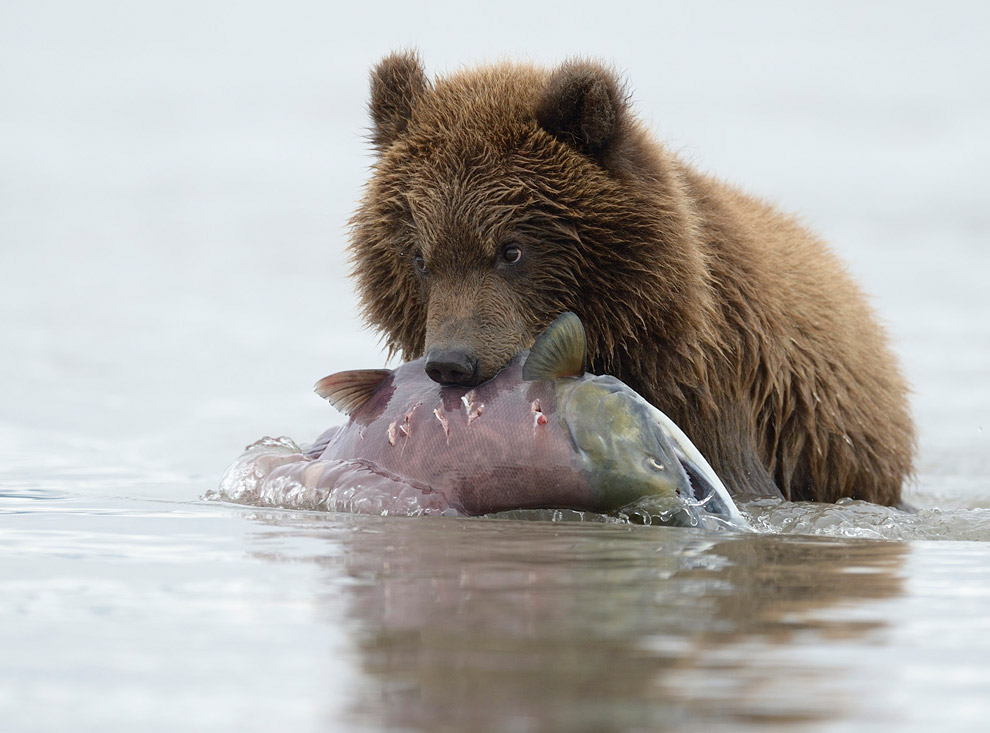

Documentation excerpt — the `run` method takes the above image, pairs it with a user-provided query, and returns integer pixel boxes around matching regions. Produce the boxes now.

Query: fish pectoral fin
[522,312,587,381]
[314,369,392,415]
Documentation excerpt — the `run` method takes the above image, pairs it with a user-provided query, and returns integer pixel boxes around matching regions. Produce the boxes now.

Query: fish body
[312,313,746,527]
[314,356,588,515]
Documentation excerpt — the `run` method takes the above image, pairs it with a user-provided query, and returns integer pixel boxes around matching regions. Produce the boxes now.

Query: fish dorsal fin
[522,312,587,381]
[314,369,391,415]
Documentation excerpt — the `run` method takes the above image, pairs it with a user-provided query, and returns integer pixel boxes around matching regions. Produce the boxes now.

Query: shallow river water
[3,2,990,731]
[4,483,990,732]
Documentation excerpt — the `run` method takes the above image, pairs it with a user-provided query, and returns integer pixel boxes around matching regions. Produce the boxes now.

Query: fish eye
[645,456,666,472]
[500,243,523,265]
[413,252,427,274]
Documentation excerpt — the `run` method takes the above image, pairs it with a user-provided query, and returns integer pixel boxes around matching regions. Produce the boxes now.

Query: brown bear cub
[349,51,915,505]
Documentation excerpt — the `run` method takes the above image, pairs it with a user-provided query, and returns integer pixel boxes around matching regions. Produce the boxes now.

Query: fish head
[525,312,748,529]
[559,376,700,522]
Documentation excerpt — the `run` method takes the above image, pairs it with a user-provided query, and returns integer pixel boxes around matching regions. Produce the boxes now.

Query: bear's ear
[536,60,629,160]
[369,51,428,152]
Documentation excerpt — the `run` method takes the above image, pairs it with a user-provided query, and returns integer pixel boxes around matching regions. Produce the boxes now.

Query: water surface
[5,487,990,732]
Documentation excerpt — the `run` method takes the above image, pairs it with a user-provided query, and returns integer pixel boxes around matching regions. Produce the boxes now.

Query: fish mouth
[641,404,751,531]
[613,456,738,529]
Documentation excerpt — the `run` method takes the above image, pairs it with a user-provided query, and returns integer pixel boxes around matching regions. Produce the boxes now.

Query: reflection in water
[246,513,907,731]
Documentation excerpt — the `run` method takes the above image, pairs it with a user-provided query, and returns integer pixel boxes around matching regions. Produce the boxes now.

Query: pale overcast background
[1,0,987,496]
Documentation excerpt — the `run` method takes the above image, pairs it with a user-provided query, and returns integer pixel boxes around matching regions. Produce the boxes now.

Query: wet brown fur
[349,52,916,505]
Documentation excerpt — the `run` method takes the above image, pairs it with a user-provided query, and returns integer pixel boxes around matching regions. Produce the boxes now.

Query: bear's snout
[425,346,481,387]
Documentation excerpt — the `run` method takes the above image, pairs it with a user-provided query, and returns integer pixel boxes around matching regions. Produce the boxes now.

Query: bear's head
[349,52,710,387]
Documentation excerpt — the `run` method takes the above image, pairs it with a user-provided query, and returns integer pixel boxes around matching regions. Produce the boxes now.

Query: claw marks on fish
[399,402,423,454]
[433,406,450,440]
[388,403,421,453]
[462,391,484,424]
[398,402,421,439]
[531,399,548,428]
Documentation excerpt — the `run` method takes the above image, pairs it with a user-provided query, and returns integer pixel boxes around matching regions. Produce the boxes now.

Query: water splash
[210,436,745,527]
[207,437,459,517]
[210,436,990,540]
[740,496,990,541]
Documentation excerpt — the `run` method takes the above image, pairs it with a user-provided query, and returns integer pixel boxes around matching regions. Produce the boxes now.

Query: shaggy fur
[349,51,916,505]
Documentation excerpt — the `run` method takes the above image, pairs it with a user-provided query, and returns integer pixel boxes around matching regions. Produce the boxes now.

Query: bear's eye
[500,243,523,265]
[413,253,427,274]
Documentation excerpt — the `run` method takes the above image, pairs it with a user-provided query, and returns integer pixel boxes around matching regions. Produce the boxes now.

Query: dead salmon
[300,312,746,527]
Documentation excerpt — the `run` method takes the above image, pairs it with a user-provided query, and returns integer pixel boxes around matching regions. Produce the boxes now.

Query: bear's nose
[425,348,480,387]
